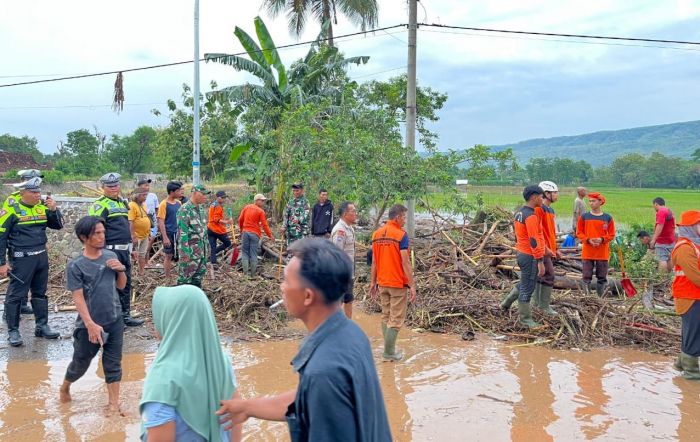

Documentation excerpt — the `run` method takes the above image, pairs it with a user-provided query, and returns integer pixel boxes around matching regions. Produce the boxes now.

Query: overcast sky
[2,0,700,154]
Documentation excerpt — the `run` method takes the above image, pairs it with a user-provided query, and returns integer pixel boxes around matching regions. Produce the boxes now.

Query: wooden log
[261,240,282,260]
[474,221,500,257]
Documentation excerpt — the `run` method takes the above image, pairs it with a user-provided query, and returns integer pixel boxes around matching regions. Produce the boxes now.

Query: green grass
[427,185,699,227]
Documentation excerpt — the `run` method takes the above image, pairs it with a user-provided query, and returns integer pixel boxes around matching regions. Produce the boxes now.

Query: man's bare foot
[107,403,127,417]
[59,384,72,403]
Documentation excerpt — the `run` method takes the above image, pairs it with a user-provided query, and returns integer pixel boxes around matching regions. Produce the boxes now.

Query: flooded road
[1,311,699,441]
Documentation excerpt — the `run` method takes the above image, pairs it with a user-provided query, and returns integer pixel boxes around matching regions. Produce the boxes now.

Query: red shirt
[655,207,676,245]
[207,203,228,235]
[535,205,557,254]
[238,204,273,239]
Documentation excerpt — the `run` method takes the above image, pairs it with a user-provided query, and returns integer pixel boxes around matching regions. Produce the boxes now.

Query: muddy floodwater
[1,311,699,441]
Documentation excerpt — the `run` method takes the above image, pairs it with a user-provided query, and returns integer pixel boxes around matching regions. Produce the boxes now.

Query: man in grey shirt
[331,201,358,318]
[573,186,587,233]
[60,216,128,416]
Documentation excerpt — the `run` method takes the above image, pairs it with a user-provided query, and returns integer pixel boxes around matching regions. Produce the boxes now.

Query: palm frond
[205,54,278,88]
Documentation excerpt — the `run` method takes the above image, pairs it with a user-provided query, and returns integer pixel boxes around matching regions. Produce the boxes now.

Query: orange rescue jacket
[672,238,700,300]
[371,219,409,288]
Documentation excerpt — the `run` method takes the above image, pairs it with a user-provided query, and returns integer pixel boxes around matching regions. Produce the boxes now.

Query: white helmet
[538,181,559,192]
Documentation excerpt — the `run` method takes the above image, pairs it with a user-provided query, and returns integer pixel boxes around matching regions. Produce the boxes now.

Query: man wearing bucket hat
[576,192,616,296]
[89,173,144,327]
[670,210,700,380]
[0,177,63,346]
[176,184,211,287]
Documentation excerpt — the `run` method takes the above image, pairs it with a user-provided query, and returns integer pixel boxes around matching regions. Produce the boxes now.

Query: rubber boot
[120,293,144,327]
[595,280,607,297]
[532,283,542,308]
[381,322,388,340]
[537,285,557,316]
[241,258,250,276]
[674,355,683,371]
[517,301,541,328]
[382,328,404,362]
[580,281,592,295]
[6,302,23,347]
[500,286,519,311]
[250,259,258,278]
[32,298,59,339]
[20,298,33,315]
[680,353,700,381]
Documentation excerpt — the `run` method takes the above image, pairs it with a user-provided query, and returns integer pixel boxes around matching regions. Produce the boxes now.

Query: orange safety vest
[672,237,700,300]
[371,220,409,289]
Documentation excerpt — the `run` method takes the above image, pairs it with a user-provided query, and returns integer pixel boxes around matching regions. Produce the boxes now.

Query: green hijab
[140,285,236,441]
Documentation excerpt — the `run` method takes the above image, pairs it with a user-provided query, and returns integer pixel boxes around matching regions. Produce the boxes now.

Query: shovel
[617,248,637,297]
[226,207,240,266]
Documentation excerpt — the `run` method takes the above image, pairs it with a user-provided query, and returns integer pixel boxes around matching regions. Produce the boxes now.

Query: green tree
[55,129,112,176]
[691,148,700,163]
[106,126,158,175]
[463,144,496,182]
[261,0,378,46]
[0,133,45,163]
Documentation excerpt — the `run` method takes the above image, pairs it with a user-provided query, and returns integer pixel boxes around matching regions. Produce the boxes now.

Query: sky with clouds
[2,0,700,154]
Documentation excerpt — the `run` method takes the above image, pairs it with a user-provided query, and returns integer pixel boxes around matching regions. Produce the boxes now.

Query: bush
[42,170,65,185]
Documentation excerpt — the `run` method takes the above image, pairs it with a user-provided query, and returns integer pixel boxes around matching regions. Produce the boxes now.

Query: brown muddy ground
[1,311,699,441]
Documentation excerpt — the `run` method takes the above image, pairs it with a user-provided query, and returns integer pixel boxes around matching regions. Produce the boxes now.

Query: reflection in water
[1,311,700,440]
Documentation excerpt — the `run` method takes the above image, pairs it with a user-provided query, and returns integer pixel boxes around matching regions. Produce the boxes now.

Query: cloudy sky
[2,0,700,154]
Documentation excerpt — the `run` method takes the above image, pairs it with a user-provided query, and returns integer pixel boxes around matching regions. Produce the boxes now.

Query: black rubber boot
[596,280,607,297]
[6,302,23,347]
[123,310,145,327]
[500,286,519,311]
[33,298,59,339]
[20,298,33,315]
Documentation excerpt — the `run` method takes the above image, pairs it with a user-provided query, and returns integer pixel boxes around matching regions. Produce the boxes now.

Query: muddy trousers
[5,253,49,331]
[65,320,124,384]
[111,249,133,315]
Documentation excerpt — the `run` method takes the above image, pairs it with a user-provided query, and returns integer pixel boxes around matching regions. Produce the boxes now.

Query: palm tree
[261,0,379,46]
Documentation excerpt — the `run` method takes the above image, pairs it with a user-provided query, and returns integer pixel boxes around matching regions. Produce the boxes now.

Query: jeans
[207,229,232,264]
[241,232,260,275]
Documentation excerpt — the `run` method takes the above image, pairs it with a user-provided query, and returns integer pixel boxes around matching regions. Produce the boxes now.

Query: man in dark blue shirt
[217,239,392,441]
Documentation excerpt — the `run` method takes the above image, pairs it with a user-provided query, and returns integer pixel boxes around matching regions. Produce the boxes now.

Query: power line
[0,24,407,88]
[421,23,700,46]
[0,102,165,110]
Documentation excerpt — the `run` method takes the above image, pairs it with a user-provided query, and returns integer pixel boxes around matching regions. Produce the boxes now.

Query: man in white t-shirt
[137,179,160,252]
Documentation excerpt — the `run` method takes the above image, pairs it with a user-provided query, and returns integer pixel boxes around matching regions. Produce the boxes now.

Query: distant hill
[491,120,700,167]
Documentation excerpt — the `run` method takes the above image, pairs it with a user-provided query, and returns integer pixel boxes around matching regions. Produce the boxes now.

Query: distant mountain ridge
[491,120,700,167]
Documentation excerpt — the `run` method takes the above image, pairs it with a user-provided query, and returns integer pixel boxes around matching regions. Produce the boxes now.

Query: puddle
[1,312,698,441]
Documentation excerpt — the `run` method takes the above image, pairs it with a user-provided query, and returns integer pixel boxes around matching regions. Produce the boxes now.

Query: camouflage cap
[191,184,211,195]
[17,169,44,179]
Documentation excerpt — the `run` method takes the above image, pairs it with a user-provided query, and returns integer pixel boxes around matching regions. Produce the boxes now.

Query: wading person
[572,186,587,234]
[576,192,616,296]
[331,201,358,318]
[128,189,151,274]
[89,173,144,327]
[238,194,274,277]
[0,177,62,346]
[311,189,333,238]
[2,169,44,317]
[177,184,211,287]
[651,197,677,273]
[157,181,184,278]
[140,285,241,441]
[671,210,700,380]
[216,239,392,441]
[510,185,546,328]
[59,216,127,415]
[207,191,233,266]
[370,204,416,361]
[281,183,310,246]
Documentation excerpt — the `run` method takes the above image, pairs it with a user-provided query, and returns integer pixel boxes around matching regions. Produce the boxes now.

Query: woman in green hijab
[140,285,241,441]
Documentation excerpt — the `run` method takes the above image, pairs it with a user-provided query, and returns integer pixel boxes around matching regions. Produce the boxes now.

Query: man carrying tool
[0,177,63,346]
[331,201,358,318]
[238,193,274,277]
[207,190,233,266]
[670,210,700,380]
[576,192,616,296]
[510,185,546,328]
[89,173,144,327]
[650,197,677,273]
[2,169,44,317]
[500,182,560,316]
[281,183,310,246]
[370,204,416,361]
[176,184,211,287]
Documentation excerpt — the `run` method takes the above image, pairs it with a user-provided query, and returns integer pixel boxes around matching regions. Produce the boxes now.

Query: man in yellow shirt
[128,189,151,274]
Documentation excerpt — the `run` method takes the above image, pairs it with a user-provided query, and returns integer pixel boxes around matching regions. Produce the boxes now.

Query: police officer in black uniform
[0,177,63,347]
[88,173,144,327]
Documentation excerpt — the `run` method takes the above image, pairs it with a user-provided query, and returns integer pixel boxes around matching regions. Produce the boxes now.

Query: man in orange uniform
[238,194,274,277]
[512,185,546,328]
[370,204,416,362]
[207,191,233,266]
[670,210,700,380]
[535,181,561,315]
[576,192,616,296]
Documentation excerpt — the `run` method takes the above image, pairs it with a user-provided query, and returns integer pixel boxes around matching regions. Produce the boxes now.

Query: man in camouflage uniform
[281,183,310,246]
[176,184,211,287]
[2,169,43,317]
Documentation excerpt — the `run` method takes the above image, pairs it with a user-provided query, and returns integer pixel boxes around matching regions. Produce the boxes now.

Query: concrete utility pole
[405,0,418,237]
[192,0,202,185]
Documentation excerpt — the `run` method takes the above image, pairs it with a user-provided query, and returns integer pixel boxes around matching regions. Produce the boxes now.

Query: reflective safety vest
[89,196,131,245]
[672,237,700,300]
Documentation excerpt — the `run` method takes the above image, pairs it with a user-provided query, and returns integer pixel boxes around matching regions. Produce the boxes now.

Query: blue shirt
[287,310,392,442]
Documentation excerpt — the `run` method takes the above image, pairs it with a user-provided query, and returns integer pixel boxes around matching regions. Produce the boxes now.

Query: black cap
[215,190,228,198]
[522,185,544,201]
[291,183,304,189]
[137,178,152,186]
